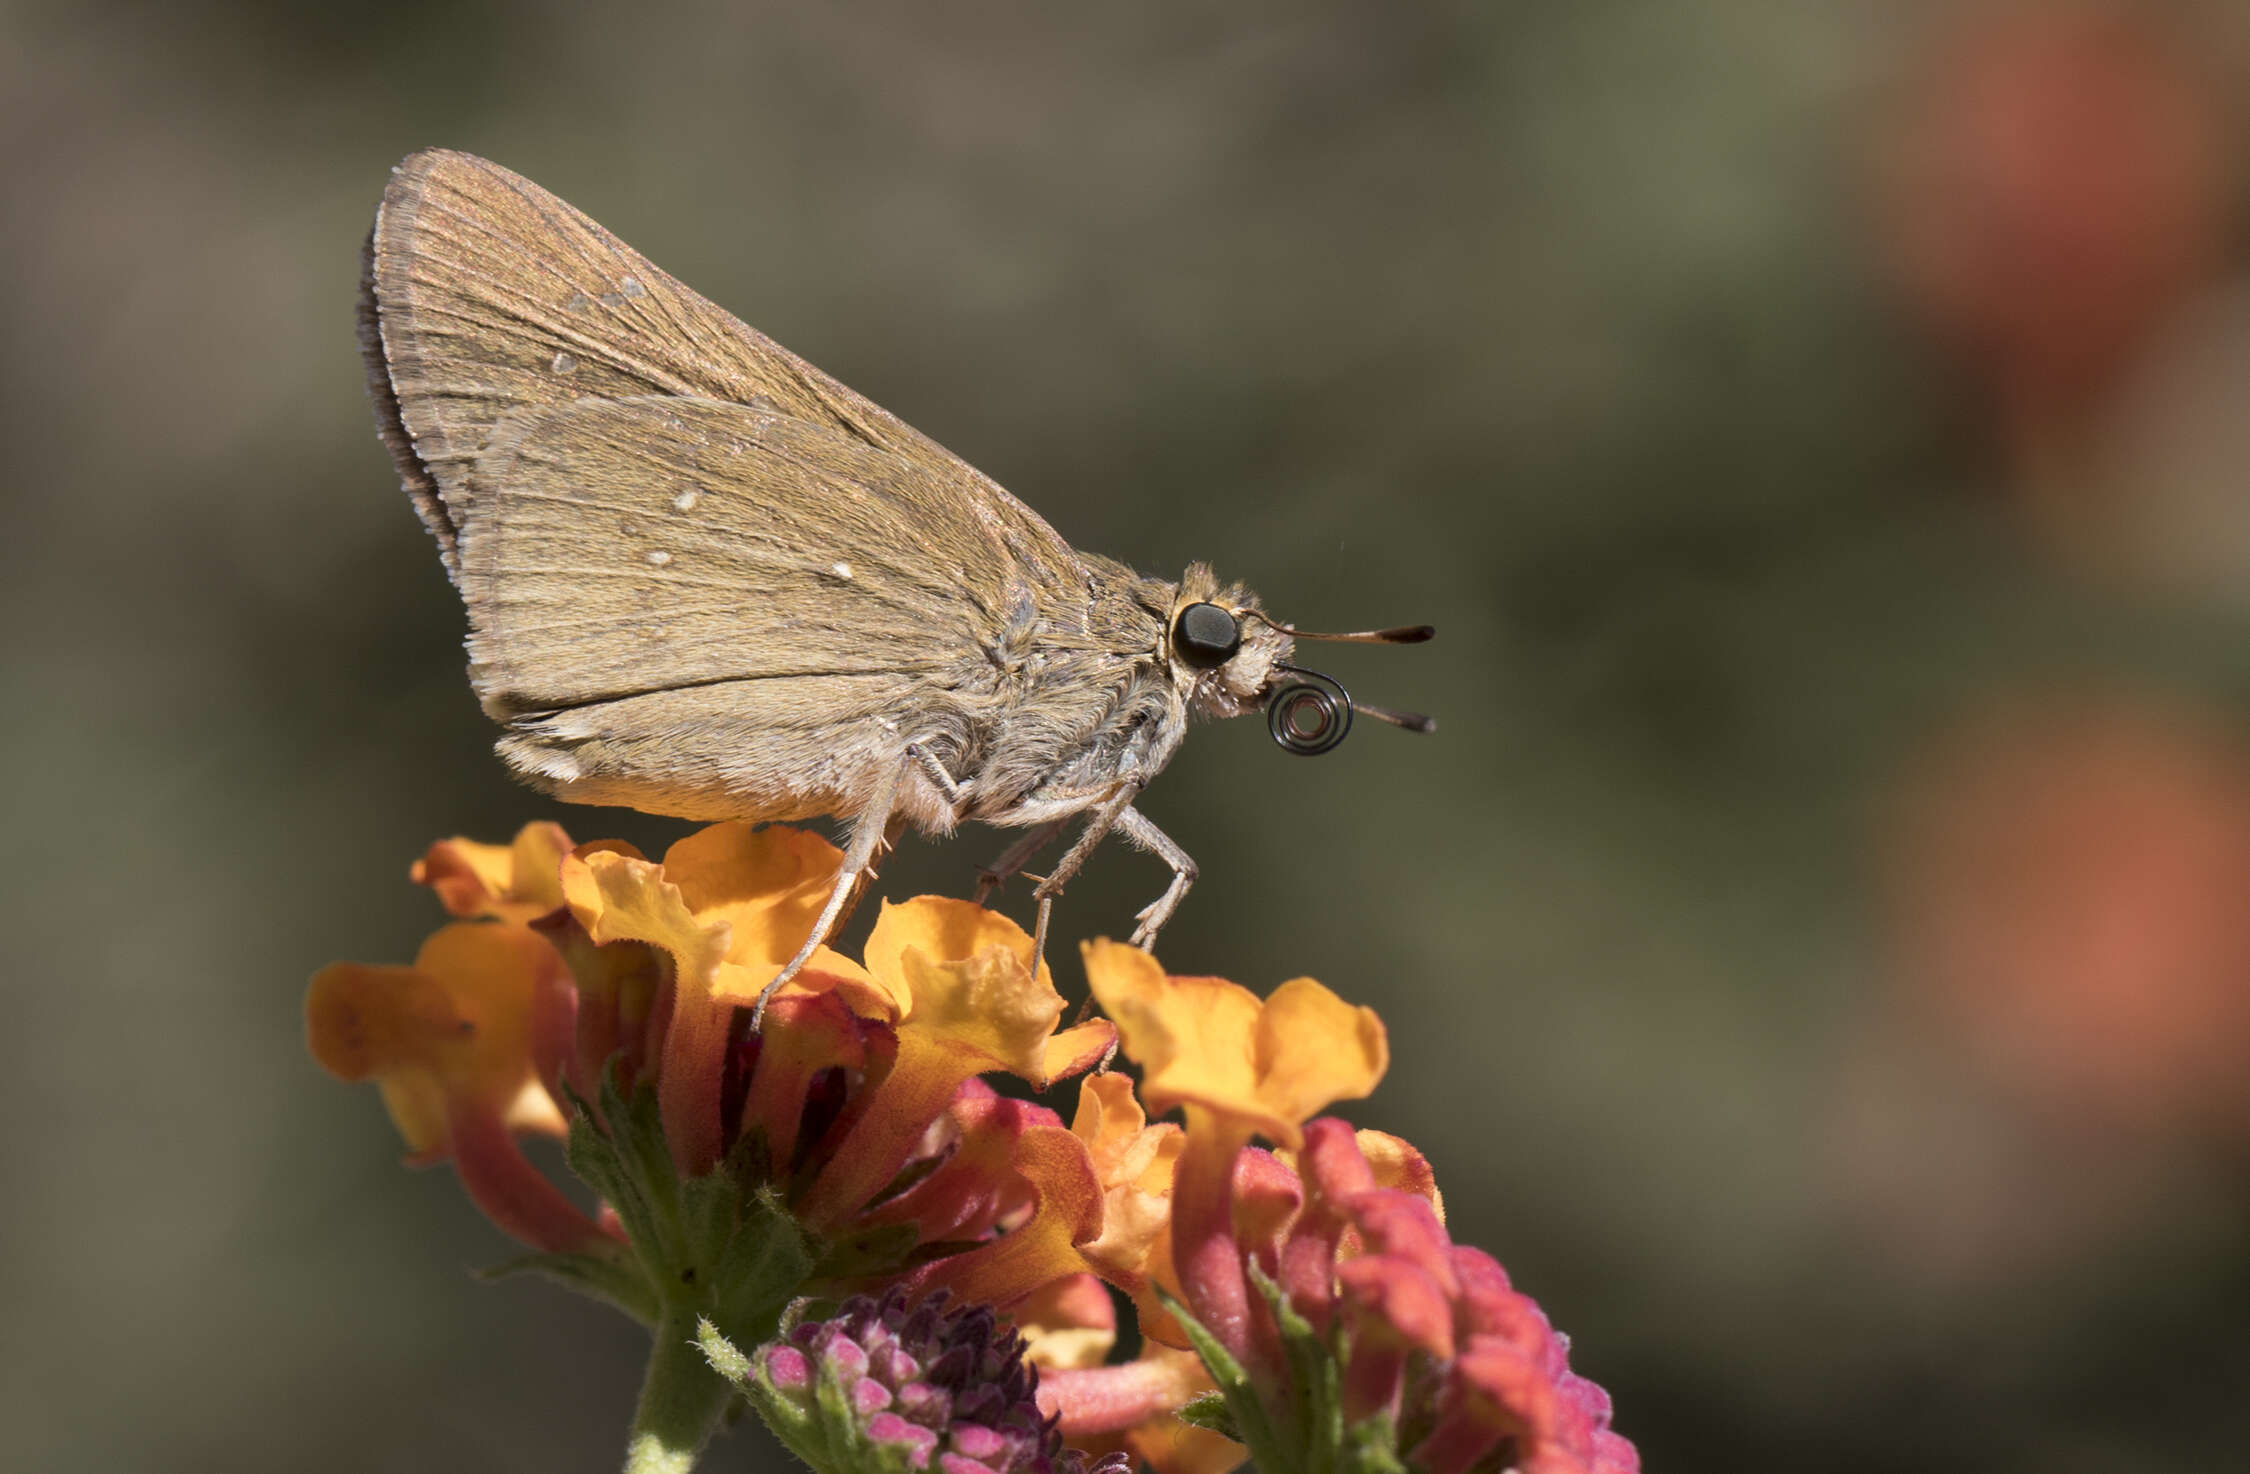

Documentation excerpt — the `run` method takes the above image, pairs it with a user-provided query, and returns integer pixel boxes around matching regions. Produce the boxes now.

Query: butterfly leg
[974,819,1069,904]
[1028,779,1146,977]
[750,751,907,1030]
[1116,807,1196,950]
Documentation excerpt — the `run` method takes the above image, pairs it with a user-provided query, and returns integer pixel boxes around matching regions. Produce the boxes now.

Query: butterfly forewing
[361,148,1089,604]
[460,395,1037,717]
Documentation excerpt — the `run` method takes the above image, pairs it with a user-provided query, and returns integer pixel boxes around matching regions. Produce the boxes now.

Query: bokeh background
[8,1,2250,1469]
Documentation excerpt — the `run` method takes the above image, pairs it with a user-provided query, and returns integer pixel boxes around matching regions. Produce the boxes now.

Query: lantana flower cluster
[309,821,1637,1474]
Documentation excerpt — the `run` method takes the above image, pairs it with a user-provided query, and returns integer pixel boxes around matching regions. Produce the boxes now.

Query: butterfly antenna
[1247,612,1434,645]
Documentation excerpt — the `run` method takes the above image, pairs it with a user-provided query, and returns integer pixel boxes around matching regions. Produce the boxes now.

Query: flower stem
[624,1304,734,1474]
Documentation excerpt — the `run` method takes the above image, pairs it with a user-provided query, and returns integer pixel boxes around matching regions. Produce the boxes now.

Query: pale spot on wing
[551,351,578,374]
[830,561,854,580]
[646,549,673,567]
[672,488,701,512]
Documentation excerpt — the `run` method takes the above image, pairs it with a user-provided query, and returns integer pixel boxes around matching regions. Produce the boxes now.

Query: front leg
[1115,806,1196,950]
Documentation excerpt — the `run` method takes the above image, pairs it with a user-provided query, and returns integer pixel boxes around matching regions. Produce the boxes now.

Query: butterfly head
[1165,565,1436,753]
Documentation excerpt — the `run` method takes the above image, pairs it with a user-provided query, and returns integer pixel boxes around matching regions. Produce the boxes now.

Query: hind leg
[751,750,917,1029]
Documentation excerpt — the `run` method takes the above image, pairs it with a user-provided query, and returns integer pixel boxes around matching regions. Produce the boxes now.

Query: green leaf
[478,1246,659,1326]
[556,1059,819,1350]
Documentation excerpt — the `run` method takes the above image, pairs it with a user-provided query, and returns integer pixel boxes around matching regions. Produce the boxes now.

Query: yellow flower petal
[897,944,1063,1083]
[558,827,899,1175]
[1072,1073,1185,1291]
[863,895,1055,1004]
[656,821,844,971]
[861,897,1093,1088]
[1084,940,1387,1149]
[1253,978,1389,1127]
[412,821,573,923]
[794,898,1105,1228]
[561,826,881,1016]
[560,849,730,980]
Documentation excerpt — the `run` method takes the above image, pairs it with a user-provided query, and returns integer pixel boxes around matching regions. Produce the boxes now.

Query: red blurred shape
[1880,4,2229,430]
[1884,695,2250,1134]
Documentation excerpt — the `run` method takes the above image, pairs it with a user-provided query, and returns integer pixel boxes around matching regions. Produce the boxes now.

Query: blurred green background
[9,1,2250,1469]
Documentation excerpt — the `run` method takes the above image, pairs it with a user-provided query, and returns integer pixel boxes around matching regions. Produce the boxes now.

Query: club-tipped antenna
[1245,611,1435,645]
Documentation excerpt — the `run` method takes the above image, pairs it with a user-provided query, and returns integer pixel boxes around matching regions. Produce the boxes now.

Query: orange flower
[1084,940,1385,1370]
[1070,1071,1187,1338]
[554,823,867,1176]
[554,825,1115,1186]
[548,826,1120,1316]
[306,921,604,1254]
[790,899,1114,1231]
[320,820,1119,1324]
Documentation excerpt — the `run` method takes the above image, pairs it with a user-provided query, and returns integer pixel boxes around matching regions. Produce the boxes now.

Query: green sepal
[1173,1392,1241,1440]
[807,1219,927,1285]
[1340,1411,1409,1474]
[711,1185,820,1331]
[696,1317,754,1384]
[566,1067,685,1271]
[1250,1260,1343,1474]
[554,1062,819,1350]
[478,1244,659,1326]
[1156,1285,1295,1474]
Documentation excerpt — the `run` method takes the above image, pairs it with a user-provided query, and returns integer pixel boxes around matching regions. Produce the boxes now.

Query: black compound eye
[1172,602,1242,669]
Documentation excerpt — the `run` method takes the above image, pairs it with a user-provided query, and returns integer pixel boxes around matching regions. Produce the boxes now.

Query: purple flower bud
[741,1290,1126,1474]
[948,1422,1010,1464]
[819,1333,870,1382]
[867,1411,940,1468]
[872,1343,923,1387]
[894,1381,952,1427]
[759,1344,813,1393]
[849,1377,892,1417]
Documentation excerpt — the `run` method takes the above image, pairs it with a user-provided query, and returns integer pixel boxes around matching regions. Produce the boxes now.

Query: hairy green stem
[623,1305,734,1474]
